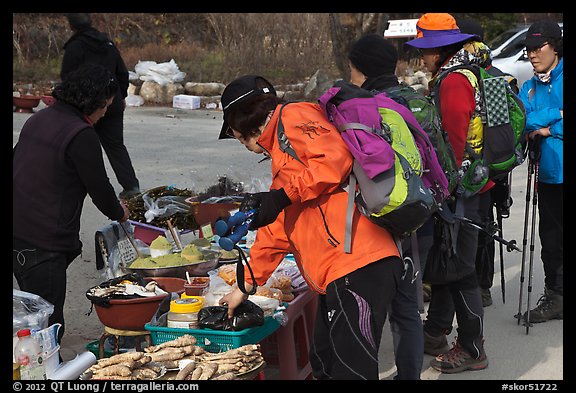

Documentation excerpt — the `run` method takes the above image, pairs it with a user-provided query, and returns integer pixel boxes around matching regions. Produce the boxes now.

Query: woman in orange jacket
[217,75,403,380]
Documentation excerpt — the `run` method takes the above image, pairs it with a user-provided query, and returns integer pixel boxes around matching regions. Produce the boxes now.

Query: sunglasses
[524,42,549,55]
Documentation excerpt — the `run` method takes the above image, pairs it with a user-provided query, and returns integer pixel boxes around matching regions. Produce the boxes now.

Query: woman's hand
[119,200,130,222]
[526,127,551,140]
[219,286,250,319]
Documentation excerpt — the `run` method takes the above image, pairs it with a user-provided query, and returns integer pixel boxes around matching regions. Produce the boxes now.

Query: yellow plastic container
[13,363,20,380]
[167,297,204,329]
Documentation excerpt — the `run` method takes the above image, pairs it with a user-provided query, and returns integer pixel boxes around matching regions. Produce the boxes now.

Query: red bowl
[94,293,168,331]
[93,276,188,330]
[13,95,41,113]
[41,95,56,106]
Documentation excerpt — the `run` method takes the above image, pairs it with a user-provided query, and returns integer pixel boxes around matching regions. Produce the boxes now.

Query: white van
[489,23,563,89]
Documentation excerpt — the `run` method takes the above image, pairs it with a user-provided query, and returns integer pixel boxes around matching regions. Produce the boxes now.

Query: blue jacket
[519,58,563,184]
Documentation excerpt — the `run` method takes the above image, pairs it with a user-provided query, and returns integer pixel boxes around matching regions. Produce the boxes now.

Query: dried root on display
[85,335,265,380]
[145,337,264,380]
[85,352,164,380]
[144,334,197,352]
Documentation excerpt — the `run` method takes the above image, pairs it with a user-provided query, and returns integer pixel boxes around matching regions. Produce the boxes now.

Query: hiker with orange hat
[405,13,490,374]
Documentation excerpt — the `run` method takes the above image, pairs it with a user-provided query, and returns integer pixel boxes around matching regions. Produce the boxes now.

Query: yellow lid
[181,292,207,299]
[170,297,204,313]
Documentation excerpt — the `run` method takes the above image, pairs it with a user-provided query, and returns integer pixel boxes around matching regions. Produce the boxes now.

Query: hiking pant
[538,183,563,294]
[310,256,403,380]
[389,254,423,380]
[13,238,80,344]
[95,109,139,192]
[424,193,487,359]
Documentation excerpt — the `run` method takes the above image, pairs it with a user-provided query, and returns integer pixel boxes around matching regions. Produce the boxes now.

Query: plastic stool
[98,326,152,359]
[262,289,318,380]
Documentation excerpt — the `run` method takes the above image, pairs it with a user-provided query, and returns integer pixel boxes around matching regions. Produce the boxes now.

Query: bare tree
[330,12,437,79]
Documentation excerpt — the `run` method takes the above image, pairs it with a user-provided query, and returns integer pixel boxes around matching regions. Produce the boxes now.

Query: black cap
[218,75,276,140]
[348,34,398,78]
[456,18,484,42]
[522,20,562,48]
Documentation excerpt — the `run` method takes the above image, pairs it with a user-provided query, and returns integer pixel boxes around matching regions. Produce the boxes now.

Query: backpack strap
[343,172,356,254]
[337,123,377,133]
[432,65,483,162]
[277,103,304,165]
[277,102,359,254]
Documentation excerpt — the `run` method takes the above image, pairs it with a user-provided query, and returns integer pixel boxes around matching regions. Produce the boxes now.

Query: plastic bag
[202,269,234,307]
[198,300,264,331]
[245,295,280,317]
[13,289,55,335]
[85,273,149,307]
[125,94,144,107]
[142,194,190,223]
[135,59,186,86]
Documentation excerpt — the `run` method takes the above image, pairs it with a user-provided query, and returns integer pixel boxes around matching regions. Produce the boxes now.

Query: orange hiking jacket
[246,102,400,294]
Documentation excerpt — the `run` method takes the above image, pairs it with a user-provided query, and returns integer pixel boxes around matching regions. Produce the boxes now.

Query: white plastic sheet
[134,59,186,86]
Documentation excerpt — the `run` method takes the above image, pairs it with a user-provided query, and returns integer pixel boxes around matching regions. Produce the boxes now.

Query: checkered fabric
[483,77,510,127]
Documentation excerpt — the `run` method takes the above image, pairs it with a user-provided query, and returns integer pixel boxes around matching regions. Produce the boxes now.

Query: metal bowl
[123,250,219,279]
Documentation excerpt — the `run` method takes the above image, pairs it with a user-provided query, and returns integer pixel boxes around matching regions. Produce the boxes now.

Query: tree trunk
[329,13,399,80]
[328,13,353,81]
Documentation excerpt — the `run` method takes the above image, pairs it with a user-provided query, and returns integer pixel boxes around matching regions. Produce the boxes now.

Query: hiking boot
[523,287,563,323]
[119,187,141,200]
[481,288,493,307]
[424,330,449,356]
[430,340,488,373]
[423,283,432,303]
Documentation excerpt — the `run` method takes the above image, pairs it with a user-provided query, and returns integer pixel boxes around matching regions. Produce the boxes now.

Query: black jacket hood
[63,27,112,54]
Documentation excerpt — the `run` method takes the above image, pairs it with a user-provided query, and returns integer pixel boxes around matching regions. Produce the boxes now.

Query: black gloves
[240,188,292,229]
[491,179,513,218]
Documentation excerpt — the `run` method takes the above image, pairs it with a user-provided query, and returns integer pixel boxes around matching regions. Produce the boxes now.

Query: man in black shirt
[62,13,140,199]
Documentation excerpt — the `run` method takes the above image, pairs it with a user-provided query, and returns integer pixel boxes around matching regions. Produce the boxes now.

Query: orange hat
[405,13,479,49]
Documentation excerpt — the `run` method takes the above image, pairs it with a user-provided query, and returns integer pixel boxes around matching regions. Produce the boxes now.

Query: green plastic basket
[145,316,280,353]
[86,340,127,358]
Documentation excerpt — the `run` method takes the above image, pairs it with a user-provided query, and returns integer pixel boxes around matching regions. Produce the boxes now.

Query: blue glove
[241,189,291,229]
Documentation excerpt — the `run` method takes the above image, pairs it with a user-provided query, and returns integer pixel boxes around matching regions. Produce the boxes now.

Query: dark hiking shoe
[481,288,493,307]
[430,340,488,374]
[423,283,432,303]
[424,330,449,356]
[119,187,141,200]
[523,288,563,323]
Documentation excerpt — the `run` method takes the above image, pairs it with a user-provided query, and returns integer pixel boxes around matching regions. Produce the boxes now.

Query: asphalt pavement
[12,103,563,382]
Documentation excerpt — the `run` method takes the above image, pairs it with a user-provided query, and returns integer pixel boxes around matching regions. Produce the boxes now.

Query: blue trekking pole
[214,209,257,251]
[214,209,258,296]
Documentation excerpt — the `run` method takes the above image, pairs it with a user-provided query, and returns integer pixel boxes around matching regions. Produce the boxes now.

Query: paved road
[13,103,563,381]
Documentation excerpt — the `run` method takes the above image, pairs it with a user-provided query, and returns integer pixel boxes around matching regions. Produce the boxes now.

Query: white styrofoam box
[172,94,201,109]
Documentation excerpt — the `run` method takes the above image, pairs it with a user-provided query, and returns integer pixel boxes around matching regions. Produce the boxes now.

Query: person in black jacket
[13,63,130,343]
[61,13,140,199]
[347,34,424,380]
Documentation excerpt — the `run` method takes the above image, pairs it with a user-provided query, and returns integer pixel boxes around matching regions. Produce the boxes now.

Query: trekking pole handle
[528,135,541,161]
[454,215,520,252]
[215,209,257,251]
